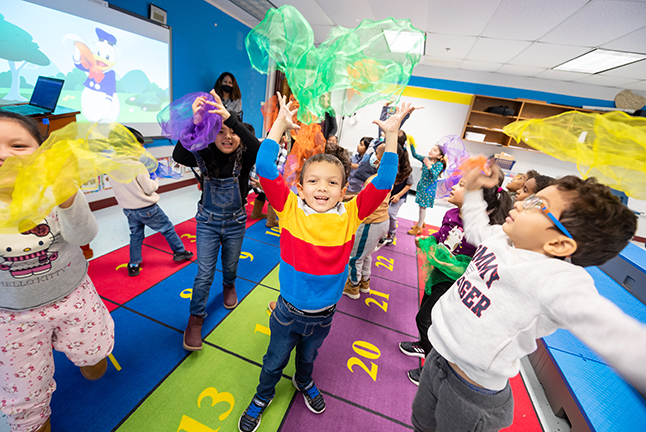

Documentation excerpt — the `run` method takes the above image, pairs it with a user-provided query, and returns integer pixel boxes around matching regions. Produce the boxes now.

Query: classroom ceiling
[206,0,646,92]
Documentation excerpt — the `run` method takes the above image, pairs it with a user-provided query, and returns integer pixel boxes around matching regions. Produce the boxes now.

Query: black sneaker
[128,264,140,277]
[379,235,394,246]
[408,367,422,386]
[399,341,425,359]
[292,376,325,414]
[173,250,194,261]
[239,395,272,432]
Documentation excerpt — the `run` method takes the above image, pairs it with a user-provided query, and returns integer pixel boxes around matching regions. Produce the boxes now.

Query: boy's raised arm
[460,165,504,245]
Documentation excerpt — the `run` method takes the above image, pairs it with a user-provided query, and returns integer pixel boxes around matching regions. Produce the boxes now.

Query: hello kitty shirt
[0,191,98,310]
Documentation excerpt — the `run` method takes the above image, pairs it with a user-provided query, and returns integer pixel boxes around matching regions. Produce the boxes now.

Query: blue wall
[108,0,267,136]
[408,75,615,109]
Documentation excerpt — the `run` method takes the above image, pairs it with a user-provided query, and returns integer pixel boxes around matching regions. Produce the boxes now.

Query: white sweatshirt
[111,169,160,209]
[428,189,646,392]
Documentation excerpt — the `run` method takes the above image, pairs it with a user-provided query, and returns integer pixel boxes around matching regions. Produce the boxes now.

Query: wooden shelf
[462,95,605,150]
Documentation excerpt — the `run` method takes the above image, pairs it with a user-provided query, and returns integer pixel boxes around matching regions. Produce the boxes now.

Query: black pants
[416,280,454,355]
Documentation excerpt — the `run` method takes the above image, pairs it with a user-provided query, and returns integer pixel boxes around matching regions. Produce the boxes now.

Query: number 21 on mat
[375,256,394,271]
[347,340,381,381]
[365,289,389,312]
[177,387,235,432]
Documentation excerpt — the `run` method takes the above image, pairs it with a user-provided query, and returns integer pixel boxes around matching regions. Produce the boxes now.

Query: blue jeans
[189,204,246,317]
[256,296,336,400]
[123,204,185,265]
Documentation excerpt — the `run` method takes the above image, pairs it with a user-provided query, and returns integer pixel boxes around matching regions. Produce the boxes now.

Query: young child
[515,173,554,202]
[381,138,414,246]
[408,142,446,236]
[238,95,414,432]
[111,127,193,277]
[400,173,512,385]
[0,112,114,432]
[504,172,526,198]
[412,167,646,432]
[172,90,261,351]
[350,137,371,172]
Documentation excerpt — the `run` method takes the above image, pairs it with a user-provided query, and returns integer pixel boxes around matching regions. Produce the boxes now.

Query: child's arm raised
[57,190,99,246]
[256,93,300,213]
[460,164,504,245]
[354,104,418,220]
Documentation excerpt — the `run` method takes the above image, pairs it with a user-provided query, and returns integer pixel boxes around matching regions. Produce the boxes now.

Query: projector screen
[0,0,172,136]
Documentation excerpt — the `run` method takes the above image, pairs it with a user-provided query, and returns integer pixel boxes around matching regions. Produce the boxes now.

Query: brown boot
[407,225,423,236]
[250,199,267,219]
[35,418,51,432]
[223,283,238,309]
[359,278,371,294]
[183,315,204,351]
[80,244,94,260]
[343,278,360,300]
[268,300,276,312]
[266,204,278,228]
[80,357,107,380]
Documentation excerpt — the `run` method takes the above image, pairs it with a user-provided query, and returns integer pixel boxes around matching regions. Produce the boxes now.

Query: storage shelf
[470,110,518,119]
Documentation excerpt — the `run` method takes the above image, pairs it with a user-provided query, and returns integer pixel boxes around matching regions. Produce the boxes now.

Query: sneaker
[407,367,422,386]
[173,250,194,261]
[128,264,140,277]
[399,341,426,359]
[268,301,276,312]
[292,376,326,414]
[380,236,394,246]
[239,395,272,432]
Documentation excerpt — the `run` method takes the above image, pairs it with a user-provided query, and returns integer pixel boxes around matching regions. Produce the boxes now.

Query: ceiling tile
[482,0,588,40]
[575,75,640,87]
[366,0,429,31]
[540,0,646,46]
[423,56,463,68]
[276,1,334,26]
[508,42,592,68]
[496,64,545,77]
[427,0,502,36]
[534,69,591,81]
[602,25,646,54]
[466,38,532,63]
[600,59,646,79]
[310,24,334,44]
[315,0,376,28]
[425,34,477,58]
[459,60,503,72]
[615,81,646,92]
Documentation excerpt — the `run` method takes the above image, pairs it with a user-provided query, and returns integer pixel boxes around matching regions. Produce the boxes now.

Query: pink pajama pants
[0,274,114,432]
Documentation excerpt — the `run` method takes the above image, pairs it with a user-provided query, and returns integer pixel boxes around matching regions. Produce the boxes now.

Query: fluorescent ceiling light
[384,30,425,56]
[553,49,646,74]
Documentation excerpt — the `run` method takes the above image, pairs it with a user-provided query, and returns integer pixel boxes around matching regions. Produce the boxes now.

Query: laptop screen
[29,77,64,111]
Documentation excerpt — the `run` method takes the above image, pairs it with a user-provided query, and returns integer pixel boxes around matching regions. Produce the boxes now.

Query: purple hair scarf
[435,135,470,198]
[157,92,223,151]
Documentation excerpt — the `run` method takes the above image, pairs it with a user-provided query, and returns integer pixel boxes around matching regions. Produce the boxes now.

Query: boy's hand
[275,92,300,131]
[373,102,421,134]
[462,161,502,191]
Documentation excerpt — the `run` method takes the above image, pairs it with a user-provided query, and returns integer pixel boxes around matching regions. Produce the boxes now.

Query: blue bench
[528,244,646,432]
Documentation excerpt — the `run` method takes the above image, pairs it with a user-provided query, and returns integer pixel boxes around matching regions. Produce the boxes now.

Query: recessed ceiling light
[383,30,425,56]
[553,49,646,74]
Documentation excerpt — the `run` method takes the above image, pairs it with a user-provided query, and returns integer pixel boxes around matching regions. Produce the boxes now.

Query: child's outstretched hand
[274,92,300,131]
[462,160,503,191]
[373,102,421,134]
[192,90,230,124]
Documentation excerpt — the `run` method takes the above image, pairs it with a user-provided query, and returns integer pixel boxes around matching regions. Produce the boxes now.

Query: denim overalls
[189,151,247,317]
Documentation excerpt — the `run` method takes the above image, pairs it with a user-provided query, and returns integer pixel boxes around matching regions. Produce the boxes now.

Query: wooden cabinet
[461,95,598,150]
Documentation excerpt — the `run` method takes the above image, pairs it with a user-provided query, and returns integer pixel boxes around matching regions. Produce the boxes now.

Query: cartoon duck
[73,28,120,123]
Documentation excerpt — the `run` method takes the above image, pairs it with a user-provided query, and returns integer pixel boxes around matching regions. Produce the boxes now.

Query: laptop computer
[0,76,65,116]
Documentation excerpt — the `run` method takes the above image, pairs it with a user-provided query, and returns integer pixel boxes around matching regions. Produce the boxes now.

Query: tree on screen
[0,14,50,102]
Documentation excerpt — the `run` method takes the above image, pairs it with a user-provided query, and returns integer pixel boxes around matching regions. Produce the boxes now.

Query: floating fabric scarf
[434,135,470,198]
[0,122,156,233]
[503,111,646,199]
[152,162,182,180]
[157,92,223,151]
[246,5,423,123]
[417,236,472,294]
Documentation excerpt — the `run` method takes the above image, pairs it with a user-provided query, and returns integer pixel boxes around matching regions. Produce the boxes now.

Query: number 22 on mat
[375,256,394,271]
[177,387,235,432]
[347,340,381,381]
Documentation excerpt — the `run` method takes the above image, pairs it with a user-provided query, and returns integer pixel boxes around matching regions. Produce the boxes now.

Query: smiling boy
[411,168,646,432]
[238,95,415,432]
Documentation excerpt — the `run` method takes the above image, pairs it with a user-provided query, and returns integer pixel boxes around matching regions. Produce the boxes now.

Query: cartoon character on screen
[0,221,58,279]
[72,28,120,123]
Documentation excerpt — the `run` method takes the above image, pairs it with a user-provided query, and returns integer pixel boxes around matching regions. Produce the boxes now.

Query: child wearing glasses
[411,166,646,432]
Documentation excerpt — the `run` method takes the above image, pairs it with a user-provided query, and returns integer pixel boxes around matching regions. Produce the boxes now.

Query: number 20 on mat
[177,387,235,432]
[347,340,381,381]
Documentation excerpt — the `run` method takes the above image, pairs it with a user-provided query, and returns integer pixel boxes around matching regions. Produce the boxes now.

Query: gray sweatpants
[412,349,514,432]
[348,220,388,285]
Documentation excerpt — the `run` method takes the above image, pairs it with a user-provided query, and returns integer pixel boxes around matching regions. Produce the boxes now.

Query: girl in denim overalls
[172,91,260,351]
